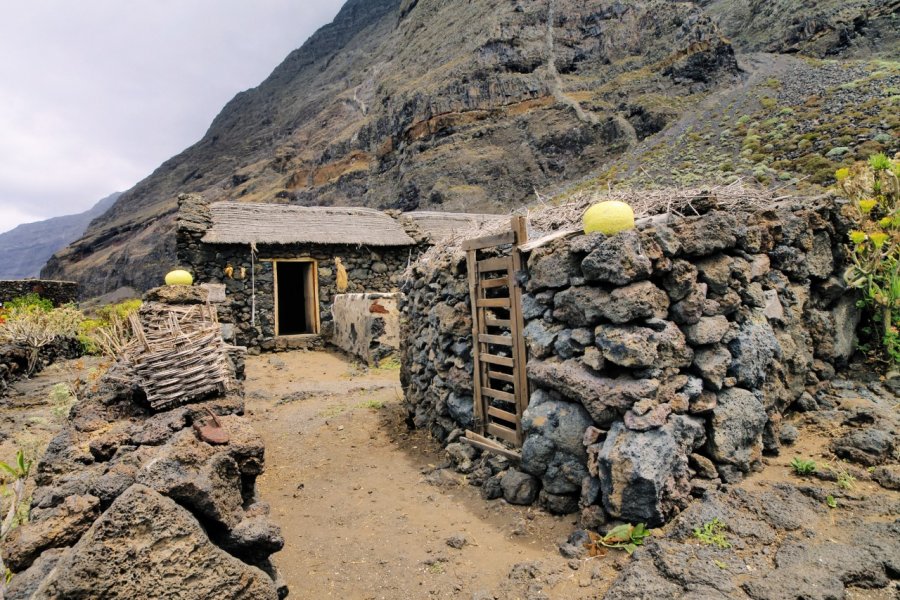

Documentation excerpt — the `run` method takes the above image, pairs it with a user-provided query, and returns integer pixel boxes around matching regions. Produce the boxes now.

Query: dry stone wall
[332,293,401,365]
[0,280,78,307]
[401,198,857,526]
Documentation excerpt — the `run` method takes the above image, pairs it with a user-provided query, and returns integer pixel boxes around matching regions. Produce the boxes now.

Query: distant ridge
[0,193,120,280]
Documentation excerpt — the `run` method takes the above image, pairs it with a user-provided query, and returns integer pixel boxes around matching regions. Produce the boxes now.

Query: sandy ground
[244,349,616,600]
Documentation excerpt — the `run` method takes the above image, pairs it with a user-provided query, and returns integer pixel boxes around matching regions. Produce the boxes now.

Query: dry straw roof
[400,211,504,242]
[202,203,416,247]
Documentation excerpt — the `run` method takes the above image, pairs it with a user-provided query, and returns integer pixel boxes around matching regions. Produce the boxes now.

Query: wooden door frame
[267,258,321,336]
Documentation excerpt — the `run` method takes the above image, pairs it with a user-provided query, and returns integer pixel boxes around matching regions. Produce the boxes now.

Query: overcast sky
[0,0,345,235]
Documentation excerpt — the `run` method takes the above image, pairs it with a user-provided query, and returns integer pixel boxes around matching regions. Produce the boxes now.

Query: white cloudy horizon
[0,0,345,235]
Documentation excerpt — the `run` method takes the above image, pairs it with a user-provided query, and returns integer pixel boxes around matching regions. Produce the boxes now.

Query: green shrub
[79,299,141,357]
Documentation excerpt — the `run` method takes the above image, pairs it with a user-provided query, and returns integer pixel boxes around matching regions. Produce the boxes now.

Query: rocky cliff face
[0,193,119,280]
[42,0,893,298]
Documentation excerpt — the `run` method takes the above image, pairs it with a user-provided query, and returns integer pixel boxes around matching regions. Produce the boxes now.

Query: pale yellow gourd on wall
[583,200,635,235]
[165,269,193,286]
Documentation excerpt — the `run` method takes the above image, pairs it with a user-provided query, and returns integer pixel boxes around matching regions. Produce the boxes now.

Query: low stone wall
[2,293,285,598]
[0,340,82,398]
[331,293,401,365]
[401,198,857,525]
[0,280,78,307]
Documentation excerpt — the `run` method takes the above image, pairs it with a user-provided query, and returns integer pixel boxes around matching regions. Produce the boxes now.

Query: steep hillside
[44,0,897,297]
[0,193,120,280]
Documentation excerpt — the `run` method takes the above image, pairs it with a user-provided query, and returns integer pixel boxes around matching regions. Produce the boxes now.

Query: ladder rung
[477,257,509,272]
[487,405,518,423]
[480,276,509,289]
[485,318,511,328]
[476,297,510,308]
[487,370,516,384]
[487,422,518,444]
[482,387,516,403]
[479,354,514,367]
[462,431,521,461]
[478,334,512,346]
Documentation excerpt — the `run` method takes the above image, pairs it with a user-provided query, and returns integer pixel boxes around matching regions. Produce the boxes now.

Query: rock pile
[402,197,858,526]
[3,288,286,599]
[0,339,82,398]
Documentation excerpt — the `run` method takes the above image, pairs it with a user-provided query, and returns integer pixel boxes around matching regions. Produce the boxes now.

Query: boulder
[706,388,767,474]
[663,260,699,301]
[446,392,475,429]
[597,415,705,526]
[34,485,279,599]
[552,286,609,327]
[692,345,731,390]
[527,359,659,420]
[696,254,733,295]
[727,313,779,388]
[527,243,581,291]
[523,320,562,359]
[135,429,245,528]
[581,230,652,285]
[670,213,739,256]
[3,495,100,572]
[500,470,540,505]
[669,283,707,325]
[601,281,670,324]
[595,324,659,368]
[682,316,729,346]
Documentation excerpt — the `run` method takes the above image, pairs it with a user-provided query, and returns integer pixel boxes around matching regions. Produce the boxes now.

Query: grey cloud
[0,0,344,234]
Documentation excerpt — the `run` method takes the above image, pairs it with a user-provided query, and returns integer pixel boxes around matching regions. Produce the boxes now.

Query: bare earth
[244,350,610,600]
[2,352,896,599]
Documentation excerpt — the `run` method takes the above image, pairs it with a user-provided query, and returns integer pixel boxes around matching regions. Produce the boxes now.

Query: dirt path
[245,350,614,600]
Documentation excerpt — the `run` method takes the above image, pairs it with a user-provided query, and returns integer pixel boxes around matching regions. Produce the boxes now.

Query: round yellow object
[165,269,194,286]
[582,200,635,235]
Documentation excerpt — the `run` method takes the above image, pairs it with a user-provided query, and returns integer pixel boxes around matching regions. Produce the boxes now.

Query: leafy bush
[3,294,53,313]
[790,457,817,475]
[0,303,83,375]
[839,153,900,365]
[79,299,141,358]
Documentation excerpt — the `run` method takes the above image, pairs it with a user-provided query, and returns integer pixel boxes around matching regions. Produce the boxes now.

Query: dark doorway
[276,261,319,335]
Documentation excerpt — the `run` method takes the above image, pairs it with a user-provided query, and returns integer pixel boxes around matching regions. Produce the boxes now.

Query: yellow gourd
[583,200,635,235]
[165,269,194,286]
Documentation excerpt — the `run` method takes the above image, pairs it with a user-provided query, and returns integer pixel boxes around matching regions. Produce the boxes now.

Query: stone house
[176,194,496,351]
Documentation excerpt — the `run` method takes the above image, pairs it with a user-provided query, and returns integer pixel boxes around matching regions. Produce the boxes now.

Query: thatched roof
[202,203,416,247]
[399,211,504,243]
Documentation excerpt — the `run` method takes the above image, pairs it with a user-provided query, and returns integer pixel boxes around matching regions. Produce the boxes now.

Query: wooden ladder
[462,217,529,458]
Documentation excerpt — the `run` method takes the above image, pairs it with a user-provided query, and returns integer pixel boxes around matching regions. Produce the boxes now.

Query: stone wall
[332,293,401,365]
[177,207,414,350]
[3,292,285,598]
[0,280,78,307]
[401,198,857,526]
[0,340,82,398]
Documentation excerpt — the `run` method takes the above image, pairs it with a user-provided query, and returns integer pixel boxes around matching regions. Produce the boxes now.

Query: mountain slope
[43,0,896,297]
[0,193,120,280]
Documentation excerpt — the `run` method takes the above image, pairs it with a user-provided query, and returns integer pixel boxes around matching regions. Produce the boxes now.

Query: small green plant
[585,523,651,556]
[357,399,384,410]
[837,470,856,490]
[48,383,77,421]
[790,457,818,475]
[826,495,838,509]
[692,518,731,549]
[0,449,33,592]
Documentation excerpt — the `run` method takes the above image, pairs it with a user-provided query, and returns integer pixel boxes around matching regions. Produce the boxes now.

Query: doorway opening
[275,260,320,336]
